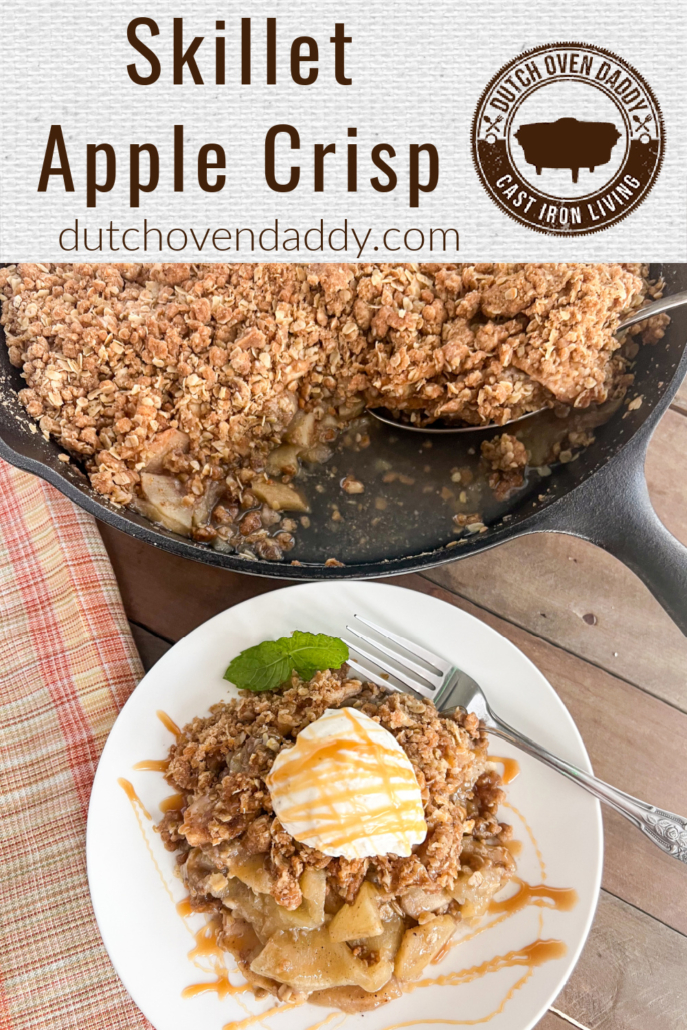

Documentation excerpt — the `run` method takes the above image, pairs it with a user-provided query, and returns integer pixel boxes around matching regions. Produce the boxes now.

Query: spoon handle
[486,713,687,863]
[617,288,687,331]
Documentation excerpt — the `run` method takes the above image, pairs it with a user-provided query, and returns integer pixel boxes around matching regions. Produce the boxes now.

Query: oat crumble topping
[481,433,530,501]
[0,262,666,559]
[157,669,514,1010]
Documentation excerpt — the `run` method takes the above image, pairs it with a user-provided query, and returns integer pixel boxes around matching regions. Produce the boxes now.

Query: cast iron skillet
[1,263,686,633]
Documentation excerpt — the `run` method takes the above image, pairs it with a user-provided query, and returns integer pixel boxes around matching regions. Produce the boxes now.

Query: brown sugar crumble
[481,433,530,501]
[0,262,667,560]
[158,669,515,1010]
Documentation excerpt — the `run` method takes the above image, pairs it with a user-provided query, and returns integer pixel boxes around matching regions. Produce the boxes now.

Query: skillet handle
[531,437,687,635]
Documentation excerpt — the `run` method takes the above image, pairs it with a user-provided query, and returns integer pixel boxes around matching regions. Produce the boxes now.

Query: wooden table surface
[98,375,687,1030]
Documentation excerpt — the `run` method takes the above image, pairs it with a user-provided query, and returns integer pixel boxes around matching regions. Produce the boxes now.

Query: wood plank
[672,373,687,416]
[553,890,687,1030]
[98,522,287,641]
[536,1013,581,1030]
[423,410,687,713]
[424,534,687,713]
[600,808,685,931]
[129,621,172,672]
[646,408,687,543]
[407,576,687,936]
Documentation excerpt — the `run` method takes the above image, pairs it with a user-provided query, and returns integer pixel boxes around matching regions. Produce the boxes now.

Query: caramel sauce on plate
[381,941,566,1028]
[132,758,169,773]
[222,1003,299,1030]
[132,711,179,773]
[182,919,248,1000]
[117,777,151,820]
[176,897,193,918]
[183,976,242,1000]
[188,917,224,963]
[117,778,177,907]
[505,839,523,858]
[489,756,520,785]
[504,800,546,877]
[159,793,185,813]
[409,784,578,1026]
[119,764,244,1003]
[182,978,237,1001]
[409,938,567,993]
[157,710,181,739]
[223,1009,344,1030]
[489,878,578,917]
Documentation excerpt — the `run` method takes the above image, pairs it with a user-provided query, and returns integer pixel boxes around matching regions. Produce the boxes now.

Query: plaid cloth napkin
[0,459,151,1030]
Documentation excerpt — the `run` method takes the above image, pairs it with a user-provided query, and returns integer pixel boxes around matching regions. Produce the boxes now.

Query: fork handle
[486,714,687,864]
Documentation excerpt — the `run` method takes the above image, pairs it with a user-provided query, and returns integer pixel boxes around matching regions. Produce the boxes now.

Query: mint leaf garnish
[224,640,293,693]
[288,631,350,681]
[224,631,349,692]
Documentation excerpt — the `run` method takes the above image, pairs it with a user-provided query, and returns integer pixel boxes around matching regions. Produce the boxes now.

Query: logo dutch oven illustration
[515,117,620,184]
[472,43,664,235]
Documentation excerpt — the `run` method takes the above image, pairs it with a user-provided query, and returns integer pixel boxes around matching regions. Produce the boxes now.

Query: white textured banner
[1,0,685,261]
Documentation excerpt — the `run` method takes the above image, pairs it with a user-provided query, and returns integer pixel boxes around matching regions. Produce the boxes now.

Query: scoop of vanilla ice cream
[266,706,427,860]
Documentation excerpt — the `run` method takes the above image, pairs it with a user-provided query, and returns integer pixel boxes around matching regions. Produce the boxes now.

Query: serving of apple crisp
[157,667,514,1013]
[0,262,666,562]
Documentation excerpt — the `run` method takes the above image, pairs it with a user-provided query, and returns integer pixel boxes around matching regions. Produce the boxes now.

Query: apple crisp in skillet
[0,263,667,560]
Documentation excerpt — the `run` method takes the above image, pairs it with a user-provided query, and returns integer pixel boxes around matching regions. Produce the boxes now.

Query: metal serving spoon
[368,290,687,434]
[344,615,687,864]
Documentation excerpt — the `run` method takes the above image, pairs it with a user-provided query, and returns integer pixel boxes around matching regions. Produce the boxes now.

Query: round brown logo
[472,42,664,236]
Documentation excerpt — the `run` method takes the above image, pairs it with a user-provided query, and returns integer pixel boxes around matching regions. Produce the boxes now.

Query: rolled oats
[0,262,665,559]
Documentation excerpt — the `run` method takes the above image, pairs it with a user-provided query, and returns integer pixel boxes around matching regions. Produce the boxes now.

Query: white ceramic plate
[87,581,602,1030]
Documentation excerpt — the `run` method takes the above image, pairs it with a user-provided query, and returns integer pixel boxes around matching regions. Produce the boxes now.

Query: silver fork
[344,615,687,865]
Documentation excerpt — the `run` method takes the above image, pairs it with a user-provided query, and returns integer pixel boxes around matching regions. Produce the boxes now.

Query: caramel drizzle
[222,1003,299,1030]
[300,1013,342,1030]
[411,938,567,991]
[380,969,537,1028]
[430,776,577,967]
[489,878,578,916]
[504,799,547,879]
[437,875,577,964]
[188,916,224,963]
[132,711,179,773]
[182,978,241,1000]
[133,758,169,772]
[268,708,426,851]
[489,755,520,785]
[182,919,249,999]
[117,779,176,908]
[159,792,185,813]
[118,777,151,821]
[176,903,249,1000]
[176,897,193,918]
[157,710,181,738]
[119,774,241,1003]
[123,705,246,1004]
[377,939,567,1028]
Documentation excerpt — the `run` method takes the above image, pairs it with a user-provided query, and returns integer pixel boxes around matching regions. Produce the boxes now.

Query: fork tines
[343,615,446,700]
